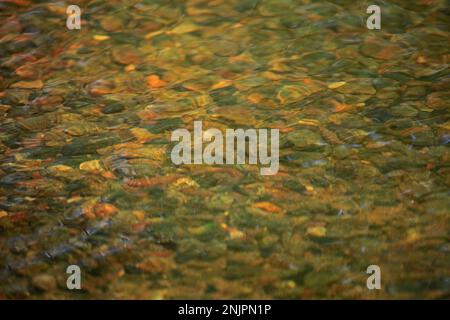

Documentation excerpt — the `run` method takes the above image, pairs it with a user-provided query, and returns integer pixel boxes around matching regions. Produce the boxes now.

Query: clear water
[0,0,448,299]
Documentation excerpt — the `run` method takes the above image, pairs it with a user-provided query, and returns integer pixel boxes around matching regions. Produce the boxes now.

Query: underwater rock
[32,274,57,292]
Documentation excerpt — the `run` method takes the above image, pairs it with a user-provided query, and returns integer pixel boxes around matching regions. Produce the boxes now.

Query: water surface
[0,0,449,299]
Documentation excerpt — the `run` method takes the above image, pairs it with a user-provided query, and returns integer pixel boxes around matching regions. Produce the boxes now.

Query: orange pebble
[93,203,118,218]
[147,74,167,88]
[253,201,282,213]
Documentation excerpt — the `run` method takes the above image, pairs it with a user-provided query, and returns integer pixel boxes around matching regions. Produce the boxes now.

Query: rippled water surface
[0,0,449,299]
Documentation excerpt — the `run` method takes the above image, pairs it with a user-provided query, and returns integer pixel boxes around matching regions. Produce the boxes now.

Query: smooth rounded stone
[333,145,354,160]
[389,103,419,117]
[32,95,63,111]
[17,113,62,132]
[64,96,95,110]
[31,274,57,291]
[333,160,358,178]
[383,118,415,136]
[427,91,448,110]
[100,16,124,32]
[139,20,162,33]
[10,79,44,89]
[209,39,241,57]
[277,82,322,104]
[15,63,39,79]
[64,121,102,136]
[372,78,399,90]
[403,86,427,98]
[355,164,381,179]
[206,193,235,211]
[61,134,121,156]
[113,159,160,178]
[111,46,140,65]
[188,51,215,65]
[360,37,407,60]
[160,99,196,113]
[87,79,116,96]
[291,52,336,72]
[101,102,125,114]
[335,79,376,95]
[233,75,267,90]
[286,129,326,149]
[375,89,400,102]
[411,130,436,147]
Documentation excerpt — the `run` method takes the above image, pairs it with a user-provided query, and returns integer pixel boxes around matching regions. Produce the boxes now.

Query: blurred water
[0,0,448,299]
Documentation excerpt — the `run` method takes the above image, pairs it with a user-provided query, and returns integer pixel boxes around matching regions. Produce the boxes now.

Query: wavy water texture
[0,0,448,299]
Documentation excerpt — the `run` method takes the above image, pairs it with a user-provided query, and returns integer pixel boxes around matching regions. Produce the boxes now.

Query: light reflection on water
[0,0,448,299]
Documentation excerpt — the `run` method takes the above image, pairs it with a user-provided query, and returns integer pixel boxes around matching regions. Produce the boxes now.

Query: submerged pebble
[0,0,448,301]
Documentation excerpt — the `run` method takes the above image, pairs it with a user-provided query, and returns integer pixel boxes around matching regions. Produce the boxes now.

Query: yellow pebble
[328,81,346,89]
[125,64,136,72]
[298,119,320,126]
[93,35,110,41]
[133,210,146,221]
[79,160,102,172]
[306,226,326,237]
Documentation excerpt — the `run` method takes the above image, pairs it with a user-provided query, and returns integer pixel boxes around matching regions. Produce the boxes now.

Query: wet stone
[287,129,326,149]
[209,39,241,57]
[0,0,448,300]
[100,16,125,32]
[101,102,125,114]
[389,103,419,117]
[31,274,57,292]
[111,46,140,65]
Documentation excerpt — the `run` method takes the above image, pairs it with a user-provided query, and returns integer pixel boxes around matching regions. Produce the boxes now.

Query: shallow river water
[0,0,449,299]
